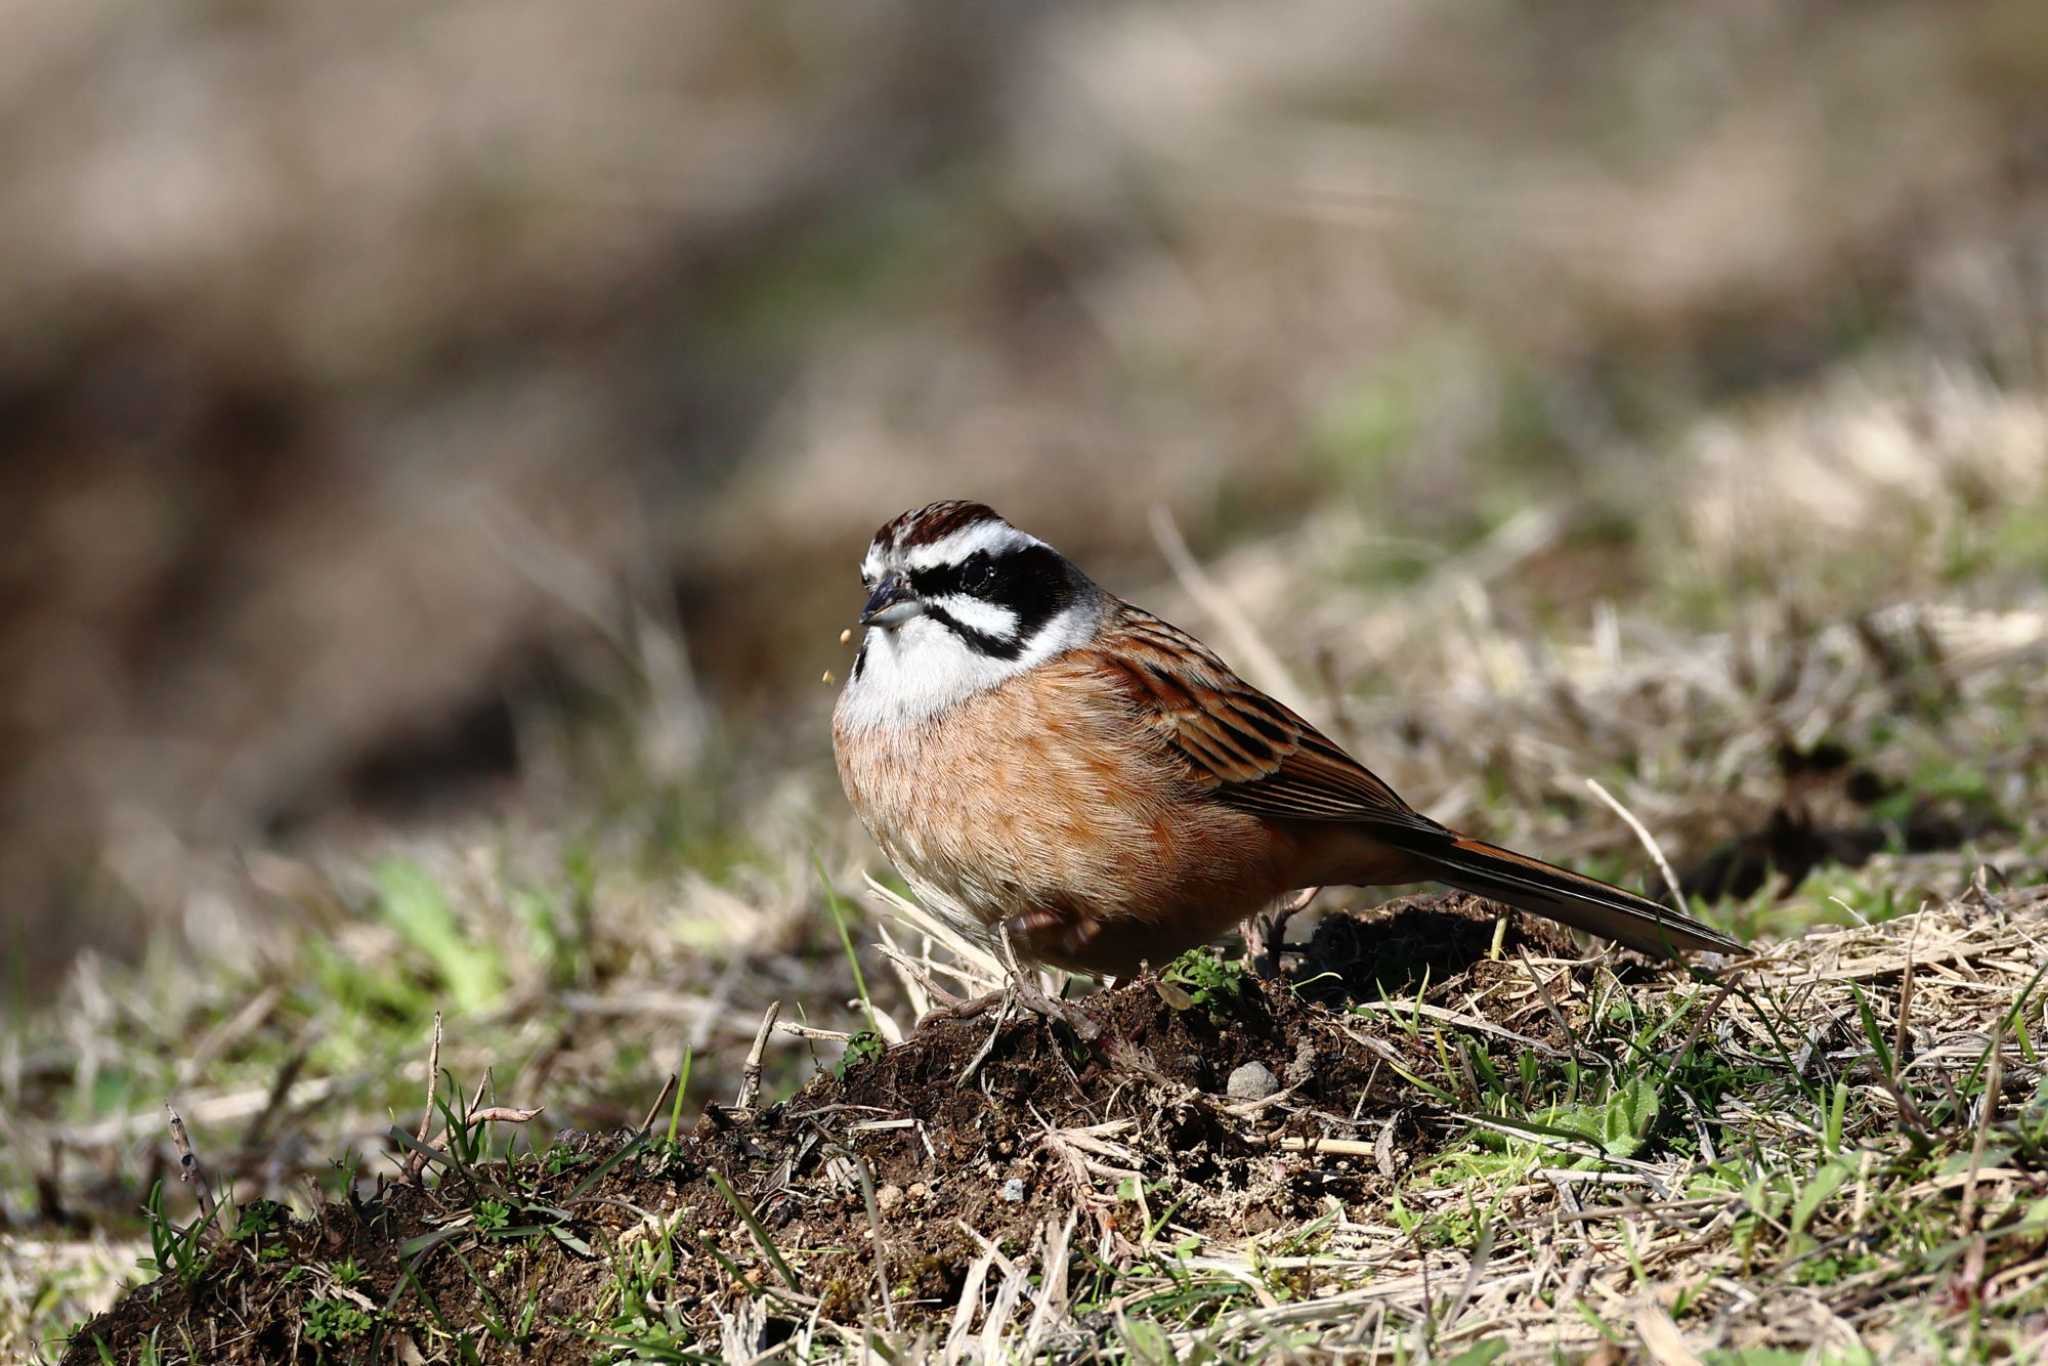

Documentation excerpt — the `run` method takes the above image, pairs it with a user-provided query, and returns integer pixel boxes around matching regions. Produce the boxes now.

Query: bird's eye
[962,554,997,594]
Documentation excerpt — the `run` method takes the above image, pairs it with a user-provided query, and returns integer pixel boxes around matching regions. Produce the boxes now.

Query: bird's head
[837,500,1105,727]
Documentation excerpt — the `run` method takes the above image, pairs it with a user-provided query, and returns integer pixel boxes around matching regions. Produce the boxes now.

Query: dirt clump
[67,895,1563,1363]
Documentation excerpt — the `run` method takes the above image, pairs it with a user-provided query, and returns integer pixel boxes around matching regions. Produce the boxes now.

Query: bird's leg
[996,917,1101,1042]
[1002,903,1103,966]
[915,913,1099,1042]
[1242,886,1319,978]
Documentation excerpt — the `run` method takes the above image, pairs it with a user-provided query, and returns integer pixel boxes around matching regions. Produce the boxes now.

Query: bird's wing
[1096,607,1444,833]
[1088,607,1744,958]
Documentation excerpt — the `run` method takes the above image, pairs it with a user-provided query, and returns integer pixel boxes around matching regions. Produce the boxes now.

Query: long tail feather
[1387,830,1743,959]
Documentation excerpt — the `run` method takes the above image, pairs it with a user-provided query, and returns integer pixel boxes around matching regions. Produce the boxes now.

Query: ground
[44,890,2048,1362]
[10,450,2048,1358]
[8,265,2048,1366]
[13,420,2048,1360]
[7,3,2048,1360]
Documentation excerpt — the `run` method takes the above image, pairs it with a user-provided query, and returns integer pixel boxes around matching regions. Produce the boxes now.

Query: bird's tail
[1379,828,1744,960]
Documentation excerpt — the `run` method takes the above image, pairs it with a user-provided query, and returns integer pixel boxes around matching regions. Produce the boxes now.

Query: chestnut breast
[834,648,1299,942]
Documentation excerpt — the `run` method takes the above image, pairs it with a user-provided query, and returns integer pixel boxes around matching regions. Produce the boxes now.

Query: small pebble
[908,1182,929,1201]
[1226,1061,1280,1101]
[876,1183,903,1214]
[1001,1177,1026,1203]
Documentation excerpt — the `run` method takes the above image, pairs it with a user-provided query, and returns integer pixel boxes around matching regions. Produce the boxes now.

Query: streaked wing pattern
[1097,608,1744,959]
[1102,609,1443,834]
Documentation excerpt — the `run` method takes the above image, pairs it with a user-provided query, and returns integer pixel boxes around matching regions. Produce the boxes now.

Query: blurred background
[5,0,2046,997]
[9,4,2048,1340]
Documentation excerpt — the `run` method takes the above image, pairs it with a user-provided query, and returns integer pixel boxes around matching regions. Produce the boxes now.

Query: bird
[832,500,1742,980]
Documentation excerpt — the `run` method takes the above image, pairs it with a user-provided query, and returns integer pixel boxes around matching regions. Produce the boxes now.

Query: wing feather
[1086,606,1743,959]
[1100,608,1442,834]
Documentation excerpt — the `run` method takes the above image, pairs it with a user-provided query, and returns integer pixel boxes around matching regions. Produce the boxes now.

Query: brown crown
[872,500,1006,551]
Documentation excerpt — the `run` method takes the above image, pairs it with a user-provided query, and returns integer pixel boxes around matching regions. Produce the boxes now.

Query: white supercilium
[902,520,1040,571]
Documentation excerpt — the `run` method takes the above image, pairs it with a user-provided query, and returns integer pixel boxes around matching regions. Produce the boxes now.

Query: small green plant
[94,1331,166,1366]
[474,1199,512,1236]
[331,1255,364,1287]
[665,1043,694,1143]
[230,1198,291,1260]
[833,1029,883,1078]
[329,1147,363,1205]
[302,1295,374,1344]
[230,1199,284,1240]
[1162,947,1249,1020]
[138,1181,214,1288]
[597,1234,706,1362]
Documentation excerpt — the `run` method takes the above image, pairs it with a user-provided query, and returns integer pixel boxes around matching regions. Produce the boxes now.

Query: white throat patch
[836,601,1101,731]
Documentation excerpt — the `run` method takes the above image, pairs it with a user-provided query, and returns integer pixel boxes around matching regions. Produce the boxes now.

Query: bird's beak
[860,574,923,628]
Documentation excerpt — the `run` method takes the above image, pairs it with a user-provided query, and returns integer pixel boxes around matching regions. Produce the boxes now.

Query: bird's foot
[995,913,1102,1041]
[917,985,1003,1025]
[1010,974,1100,1041]
[1240,886,1319,979]
[918,978,1098,1042]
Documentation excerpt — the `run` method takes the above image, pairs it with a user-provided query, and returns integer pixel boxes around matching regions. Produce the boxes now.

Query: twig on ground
[638,1074,678,1135]
[1585,777,1685,910]
[1276,1135,1379,1158]
[403,1011,443,1183]
[1894,931,1919,1070]
[735,1001,781,1111]
[164,1101,223,1240]
[464,1106,544,1125]
[415,1065,542,1162]
[1959,1017,2006,1232]
[776,1021,855,1042]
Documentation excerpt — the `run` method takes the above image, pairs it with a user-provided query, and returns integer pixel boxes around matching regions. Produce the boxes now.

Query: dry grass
[31,884,2048,1362]
[5,31,2048,1341]
[8,322,2048,1357]
[842,885,2048,1362]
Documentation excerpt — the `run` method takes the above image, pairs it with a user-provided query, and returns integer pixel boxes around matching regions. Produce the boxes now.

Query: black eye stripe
[908,551,996,599]
[993,545,1075,639]
[909,543,1081,660]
